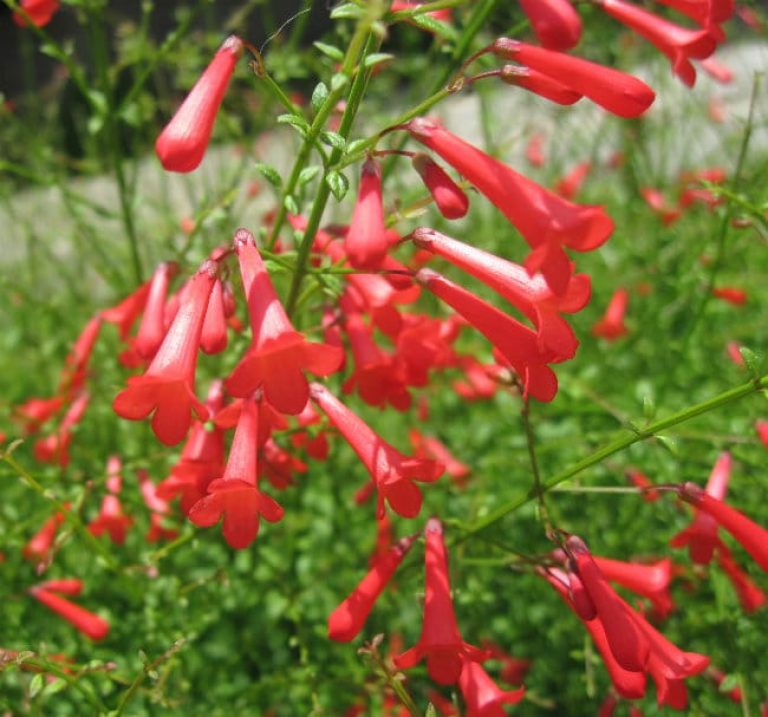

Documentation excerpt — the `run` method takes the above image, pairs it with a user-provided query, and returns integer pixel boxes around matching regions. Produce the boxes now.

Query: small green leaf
[408,13,458,40]
[313,42,344,62]
[363,53,394,69]
[330,2,365,19]
[325,170,349,201]
[425,705,438,717]
[642,394,656,421]
[656,435,678,456]
[284,195,299,215]
[311,82,329,113]
[740,346,762,379]
[330,73,349,93]
[719,674,740,693]
[276,113,310,137]
[29,673,45,698]
[298,166,321,186]
[45,678,67,696]
[319,131,346,151]
[345,139,368,156]
[254,162,283,190]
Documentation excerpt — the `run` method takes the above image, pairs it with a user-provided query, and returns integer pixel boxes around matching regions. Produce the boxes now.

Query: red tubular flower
[34,391,90,467]
[101,280,152,341]
[88,495,133,545]
[59,314,103,395]
[458,660,525,716]
[554,161,592,200]
[36,578,83,596]
[394,519,488,684]
[628,469,660,501]
[405,118,613,295]
[328,535,416,642]
[346,158,388,269]
[592,288,629,340]
[134,262,177,359]
[598,693,618,717]
[200,279,229,354]
[492,38,656,118]
[498,65,583,105]
[310,383,443,518]
[14,396,64,435]
[414,268,559,402]
[596,0,718,86]
[480,642,531,686]
[656,0,734,31]
[452,356,505,401]
[715,542,767,613]
[29,586,109,641]
[12,0,60,27]
[113,262,216,446]
[188,392,284,549]
[519,0,582,50]
[593,556,675,619]
[567,537,649,672]
[225,228,344,414]
[411,226,588,360]
[670,451,732,564]
[412,153,469,220]
[712,286,747,305]
[409,430,470,488]
[640,187,682,225]
[394,313,460,387]
[261,438,307,490]
[155,35,243,172]
[23,508,67,564]
[526,133,545,167]
[700,56,734,82]
[679,482,768,571]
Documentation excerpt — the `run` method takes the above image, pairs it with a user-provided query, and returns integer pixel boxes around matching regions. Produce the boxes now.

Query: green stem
[458,374,768,542]
[520,397,553,536]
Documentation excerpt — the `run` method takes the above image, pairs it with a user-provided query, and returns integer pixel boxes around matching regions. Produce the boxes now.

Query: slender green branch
[458,374,768,542]
[520,397,553,537]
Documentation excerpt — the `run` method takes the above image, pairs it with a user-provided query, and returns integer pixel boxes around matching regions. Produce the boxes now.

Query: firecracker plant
[2,0,768,715]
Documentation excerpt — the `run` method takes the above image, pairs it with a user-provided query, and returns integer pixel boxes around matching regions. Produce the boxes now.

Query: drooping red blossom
[188,392,284,549]
[670,451,732,564]
[567,537,649,672]
[519,0,582,49]
[415,268,559,402]
[346,157,388,269]
[200,279,229,354]
[404,118,613,294]
[23,507,68,564]
[261,438,307,490]
[394,313,461,387]
[328,535,416,642]
[409,430,470,488]
[554,161,591,200]
[310,383,443,518]
[113,261,216,446]
[452,356,505,401]
[29,585,109,641]
[412,153,469,220]
[596,0,718,86]
[12,0,60,27]
[34,391,90,467]
[59,314,103,395]
[700,55,734,82]
[101,280,152,341]
[593,556,675,620]
[134,262,178,359]
[715,542,767,613]
[627,469,660,501]
[394,519,488,684]
[411,226,589,359]
[491,38,655,118]
[679,482,768,571]
[14,396,64,435]
[497,65,583,105]
[458,659,525,716]
[87,495,133,545]
[155,35,243,172]
[640,187,682,225]
[592,288,629,340]
[712,286,747,305]
[225,228,343,414]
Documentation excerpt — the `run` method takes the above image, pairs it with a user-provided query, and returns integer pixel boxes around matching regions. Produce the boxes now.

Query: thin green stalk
[520,398,553,537]
[458,374,768,542]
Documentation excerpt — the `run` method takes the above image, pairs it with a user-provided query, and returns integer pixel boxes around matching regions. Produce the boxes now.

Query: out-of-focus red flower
[14,396,64,435]
[34,391,90,467]
[23,507,68,565]
[726,340,745,367]
[13,0,60,28]
[394,519,488,684]
[88,495,133,545]
[328,535,416,642]
[29,584,109,641]
[526,133,546,167]
[755,419,768,450]
[59,314,103,396]
[592,288,629,340]
[458,659,525,716]
[519,0,582,50]
[554,161,591,200]
[101,280,152,341]
[134,262,178,360]
[715,542,767,613]
[712,286,747,305]
[700,56,734,83]
[640,188,681,225]
[627,469,660,501]
[156,36,243,172]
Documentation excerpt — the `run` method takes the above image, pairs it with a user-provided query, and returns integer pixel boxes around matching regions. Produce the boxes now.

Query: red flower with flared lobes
[346,158,388,269]
[12,0,60,27]
[415,268,559,402]
[409,430,470,488]
[29,585,109,641]
[34,391,90,467]
[328,535,416,642]
[310,383,443,519]
[87,495,133,545]
[716,542,767,613]
[679,482,768,571]
[394,519,488,684]
[156,381,227,515]
[458,660,525,716]
[592,288,629,340]
[404,118,613,295]
[593,556,675,620]
[342,312,412,412]
[225,228,343,414]
[497,65,582,105]
[113,261,216,446]
[596,0,718,86]
[188,392,284,549]
[670,451,731,564]
[410,227,589,360]
[519,0,582,50]
[23,507,68,564]
[566,537,649,672]
[395,313,461,387]
[411,154,469,220]
[492,39,655,118]
[155,35,243,172]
